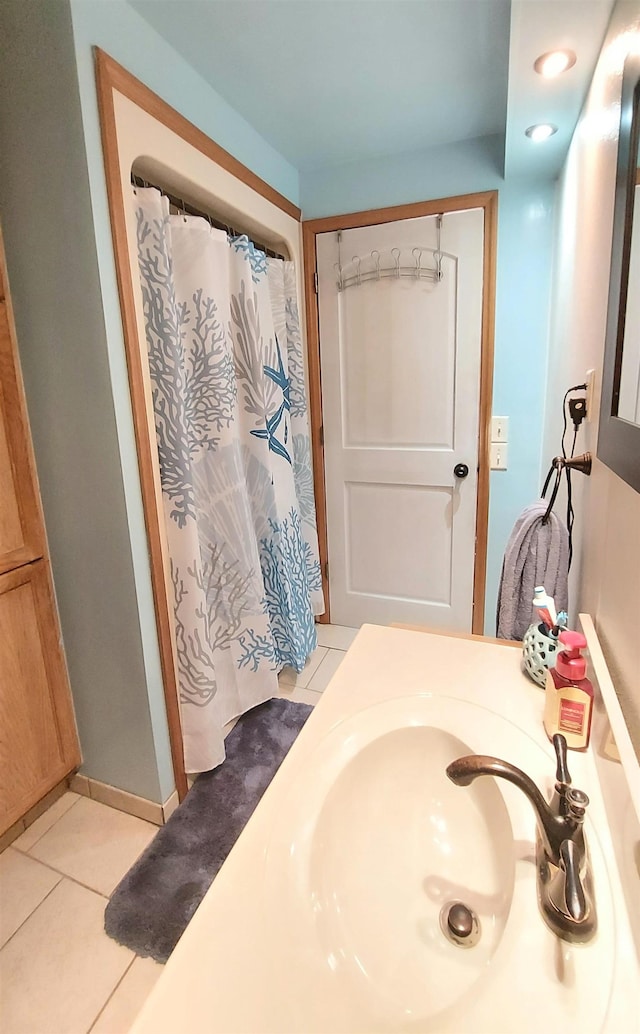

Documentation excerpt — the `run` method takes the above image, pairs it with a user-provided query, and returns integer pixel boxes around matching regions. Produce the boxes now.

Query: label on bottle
[559,697,585,734]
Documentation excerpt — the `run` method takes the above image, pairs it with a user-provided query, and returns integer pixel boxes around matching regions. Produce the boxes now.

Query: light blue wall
[300,135,505,218]
[65,0,300,793]
[0,0,555,808]
[69,0,300,206]
[0,0,300,803]
[489,181,556,631]
[0,0,172,803]
[301,148,556,633]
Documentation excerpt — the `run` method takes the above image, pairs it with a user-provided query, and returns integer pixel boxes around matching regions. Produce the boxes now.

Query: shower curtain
[134,187,323,773]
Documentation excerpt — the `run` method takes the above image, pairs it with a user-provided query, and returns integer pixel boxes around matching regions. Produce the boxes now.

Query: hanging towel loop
[541,453,592,525]
[541,462,562,525]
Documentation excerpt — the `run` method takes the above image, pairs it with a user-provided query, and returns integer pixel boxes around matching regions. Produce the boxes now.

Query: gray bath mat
[104,697,312,962]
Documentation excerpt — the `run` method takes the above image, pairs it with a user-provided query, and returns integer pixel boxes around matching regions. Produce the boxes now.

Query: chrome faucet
[446,734,597,943]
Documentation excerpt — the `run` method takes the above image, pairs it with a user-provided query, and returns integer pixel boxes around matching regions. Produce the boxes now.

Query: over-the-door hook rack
[335,244,443,291]
[334,214,446,291]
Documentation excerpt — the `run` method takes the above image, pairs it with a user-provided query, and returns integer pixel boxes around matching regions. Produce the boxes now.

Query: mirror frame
[598,50,640,493]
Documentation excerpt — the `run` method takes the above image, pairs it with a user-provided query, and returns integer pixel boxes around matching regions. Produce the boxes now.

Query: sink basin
[265,695,616,1033]
[307,725,513,1021]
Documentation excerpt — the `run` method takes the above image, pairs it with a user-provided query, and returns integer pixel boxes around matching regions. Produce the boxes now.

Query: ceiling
[130,0,615,180]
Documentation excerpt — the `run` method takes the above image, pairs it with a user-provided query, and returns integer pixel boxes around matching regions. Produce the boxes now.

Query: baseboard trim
[1,776,179,853]
[69,773,179,826]
[0,778,69,851]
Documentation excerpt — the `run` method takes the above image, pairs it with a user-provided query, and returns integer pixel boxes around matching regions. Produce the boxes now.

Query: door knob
[454,463,469,479]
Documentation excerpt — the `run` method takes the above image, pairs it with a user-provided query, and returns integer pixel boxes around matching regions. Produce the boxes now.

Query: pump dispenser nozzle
[556,631,587,680]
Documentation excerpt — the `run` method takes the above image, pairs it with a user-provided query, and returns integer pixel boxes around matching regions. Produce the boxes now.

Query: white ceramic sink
[265,695,616,1033]
[132,628,638,1034]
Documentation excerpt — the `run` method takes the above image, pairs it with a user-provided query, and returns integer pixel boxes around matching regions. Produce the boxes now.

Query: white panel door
[317,209,484,629]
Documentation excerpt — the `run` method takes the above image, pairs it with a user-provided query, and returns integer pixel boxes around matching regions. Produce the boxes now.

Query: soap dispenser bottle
[543,631,594,750]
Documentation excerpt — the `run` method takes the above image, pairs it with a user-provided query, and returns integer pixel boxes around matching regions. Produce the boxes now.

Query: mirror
[598,51,640,491]
[618,124,640,423]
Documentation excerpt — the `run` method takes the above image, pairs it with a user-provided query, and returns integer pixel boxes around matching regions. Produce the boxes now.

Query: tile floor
[0,626,357,1034]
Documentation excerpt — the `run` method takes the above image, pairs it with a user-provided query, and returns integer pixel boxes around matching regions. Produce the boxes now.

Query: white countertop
[131,624,639,1034]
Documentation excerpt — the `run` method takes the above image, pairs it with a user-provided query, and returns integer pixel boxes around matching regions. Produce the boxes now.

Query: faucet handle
[553,733,571,790]
[558,839,587,921]
[565,787,589,820]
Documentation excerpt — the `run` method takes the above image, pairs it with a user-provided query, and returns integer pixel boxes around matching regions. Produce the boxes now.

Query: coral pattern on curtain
[134,187,323,773]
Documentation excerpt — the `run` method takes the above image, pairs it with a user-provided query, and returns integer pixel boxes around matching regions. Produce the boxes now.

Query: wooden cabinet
[0,265,47,574]
[0,562,80,829]
[0,230,80,835]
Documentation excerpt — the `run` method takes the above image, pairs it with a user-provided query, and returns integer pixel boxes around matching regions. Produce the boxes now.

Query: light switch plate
[491,416,509,442]
[490,442,508,469]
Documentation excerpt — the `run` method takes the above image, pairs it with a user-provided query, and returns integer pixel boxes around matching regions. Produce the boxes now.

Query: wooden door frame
[303,191,498,634]
[94,50,302,799]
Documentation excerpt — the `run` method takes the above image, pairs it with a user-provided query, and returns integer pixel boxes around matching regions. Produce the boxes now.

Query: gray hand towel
[496,500,569,640]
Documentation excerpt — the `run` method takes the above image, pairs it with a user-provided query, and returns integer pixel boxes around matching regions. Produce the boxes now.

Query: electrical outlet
[569,396,587,427]
[490,442,508,469]
[586,369,596,420]
[491,416,509,442]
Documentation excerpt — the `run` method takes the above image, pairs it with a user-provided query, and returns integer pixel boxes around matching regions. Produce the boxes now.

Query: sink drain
[440,901,481,948]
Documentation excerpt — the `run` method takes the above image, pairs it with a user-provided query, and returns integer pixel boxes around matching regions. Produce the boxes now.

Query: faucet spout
[446,741,596,943]
[446,755,580,865]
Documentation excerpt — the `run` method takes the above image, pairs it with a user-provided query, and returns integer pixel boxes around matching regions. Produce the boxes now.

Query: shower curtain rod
[130,174,286,260]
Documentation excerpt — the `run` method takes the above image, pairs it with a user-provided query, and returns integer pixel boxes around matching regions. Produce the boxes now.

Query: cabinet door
[0,281,47,573]
[0,561,81,833]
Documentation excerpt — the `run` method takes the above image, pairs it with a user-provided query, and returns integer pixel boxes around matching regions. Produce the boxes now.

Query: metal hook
[413,248,422,280]
[334,261,344,292]
[336,229,344,291]
[352,256,361,286]
[392,248,401,279]
[434,214,443,281]
[371,250,381,280]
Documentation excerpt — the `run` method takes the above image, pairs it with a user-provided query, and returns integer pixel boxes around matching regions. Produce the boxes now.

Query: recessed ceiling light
[525,123,558,142]
[534,49,577,78]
